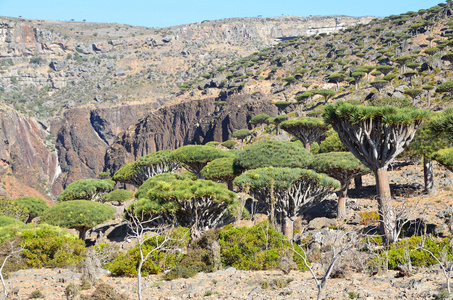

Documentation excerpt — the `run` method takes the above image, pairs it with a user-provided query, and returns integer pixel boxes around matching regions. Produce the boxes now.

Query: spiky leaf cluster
[324,102,430,126]
[310,152,370,183]
[280,117,330,149]
[135,172,193,200]
[113,150,180,187]
[249,114,270,125]
[41,200,115,239]
[104,189,134,205]
[170,145,233,176]
[231,129,251,140]
[235,139,313,170]
[436,81,453,94]
[15,197,49,222]
[432,147,453,172]
[57,178,115,202]
[201,156,241,184]
[132,178,237,238]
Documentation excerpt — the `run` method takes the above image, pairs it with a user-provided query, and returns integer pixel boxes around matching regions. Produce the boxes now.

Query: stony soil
[5,265,448,299]
[5,159,453,300]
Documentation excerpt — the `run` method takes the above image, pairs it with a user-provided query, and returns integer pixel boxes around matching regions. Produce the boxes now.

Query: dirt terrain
[4,159,453,300]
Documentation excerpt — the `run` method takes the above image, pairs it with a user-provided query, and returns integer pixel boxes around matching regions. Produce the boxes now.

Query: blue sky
[0,0,444,28]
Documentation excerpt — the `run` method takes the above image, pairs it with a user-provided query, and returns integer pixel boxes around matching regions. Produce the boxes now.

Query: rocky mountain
[104,95,277,175]
[0,105,58,195]
[0,15,372,120]
[0,14,373,198]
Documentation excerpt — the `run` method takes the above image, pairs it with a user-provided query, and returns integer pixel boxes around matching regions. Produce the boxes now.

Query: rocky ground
[5,264,449,299]
[3,159,453,300]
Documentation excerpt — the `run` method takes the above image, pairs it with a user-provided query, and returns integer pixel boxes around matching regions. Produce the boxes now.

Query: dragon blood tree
[113,150,180,187]
[200,156,242,191]
[235,139,313,170]
[57,178,115,202]
[280,117,330,152]
[323,102,430,244]
[234,167,339,239]
[41,200,115,240]
[169,145,233,178]
[132,178,237,239]
[310,152,370,218]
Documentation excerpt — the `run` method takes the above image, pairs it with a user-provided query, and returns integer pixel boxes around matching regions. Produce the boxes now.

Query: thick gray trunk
[423,157,435,194]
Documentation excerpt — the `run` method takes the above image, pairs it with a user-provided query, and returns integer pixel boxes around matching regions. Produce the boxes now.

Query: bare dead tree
[126,213,186,300]
[0,240,24,299]
[379,197,423,245]
[290,230,358,300]
[417,244,453,294]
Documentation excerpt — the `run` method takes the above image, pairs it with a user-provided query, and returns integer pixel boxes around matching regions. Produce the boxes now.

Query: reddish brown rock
[0,106,58,196]
[104,95,277,174]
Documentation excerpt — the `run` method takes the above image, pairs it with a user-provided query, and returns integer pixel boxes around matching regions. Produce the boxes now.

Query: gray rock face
[104,95,277,175]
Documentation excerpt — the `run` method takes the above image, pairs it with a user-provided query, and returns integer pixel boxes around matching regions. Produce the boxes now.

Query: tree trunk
[423,156,435,194]
[337,180,349,219]
[374,167,396,245]
[354,176,362,190]
[304,142,311,153]
[137,260,143,300]
[78,227,88,240]
[227,181,234,191]
[283,216,294,240]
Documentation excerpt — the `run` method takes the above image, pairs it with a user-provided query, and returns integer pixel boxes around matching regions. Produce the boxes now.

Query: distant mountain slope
[0,15,372,120]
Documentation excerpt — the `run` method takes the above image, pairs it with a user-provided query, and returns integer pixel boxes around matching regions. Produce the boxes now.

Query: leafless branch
[0,240,24,300]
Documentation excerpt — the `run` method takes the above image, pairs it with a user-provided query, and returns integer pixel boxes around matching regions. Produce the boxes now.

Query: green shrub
[22,227,86,268]
[219,222,307,271]
[15,197,48,223]
[104,189,134,205]
[79,283,129,300]
[0,198,29,222]
[310,142,320,154]
[108,227,190,276]
[221,140,237,149]
[374,236,452,270]
[179,229,221,273]
[29,290,44,298]
[0,215,23,227]
[163,266,199,280]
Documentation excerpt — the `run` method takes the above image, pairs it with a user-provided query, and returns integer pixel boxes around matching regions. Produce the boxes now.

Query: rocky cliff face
[0,106,58,194]
[0,15,375,196]
[104,95,278,175]
[0,15,373,121]
[49,103,152,194]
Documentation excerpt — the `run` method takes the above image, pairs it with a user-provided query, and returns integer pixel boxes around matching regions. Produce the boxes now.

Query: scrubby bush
[15,197,49,223]
[104,189,134,205]
[22,227,86,268]
[57,178,115,202]
[318,129,347,153]
[235,139,313,169]
[221,140,237,149]
[108,227,190,276]
[0,215,23,227]
[179,229,221,272]
[79,283,129,300]
[0,198,29,222]
[219,222,307,271]
[373,236,452,270]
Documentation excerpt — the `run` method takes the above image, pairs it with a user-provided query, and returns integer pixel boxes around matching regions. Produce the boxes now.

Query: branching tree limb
[0,240,24,300]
